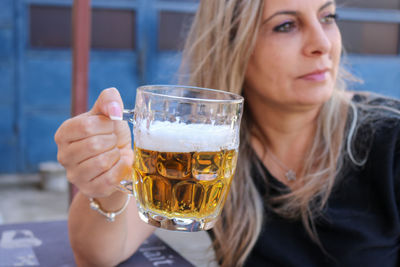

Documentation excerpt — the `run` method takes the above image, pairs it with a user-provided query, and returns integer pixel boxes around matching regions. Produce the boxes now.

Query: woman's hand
[54,87,133,198]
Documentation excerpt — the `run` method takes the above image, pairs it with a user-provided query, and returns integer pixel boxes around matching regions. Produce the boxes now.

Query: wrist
[89,191,132,222]
[93,190,129,210]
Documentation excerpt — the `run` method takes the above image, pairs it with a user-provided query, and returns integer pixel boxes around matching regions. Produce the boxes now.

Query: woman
[55,0,400,266]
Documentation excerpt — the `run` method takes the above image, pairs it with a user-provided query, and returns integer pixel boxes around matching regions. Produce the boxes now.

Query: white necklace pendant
[285,170,296,181]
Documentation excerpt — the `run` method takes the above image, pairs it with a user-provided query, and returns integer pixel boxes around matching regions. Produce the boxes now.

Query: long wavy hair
[178,0,386,266]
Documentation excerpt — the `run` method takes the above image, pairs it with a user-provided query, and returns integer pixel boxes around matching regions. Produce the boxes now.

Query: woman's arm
[69,191,154,267]
[55,88,155,266]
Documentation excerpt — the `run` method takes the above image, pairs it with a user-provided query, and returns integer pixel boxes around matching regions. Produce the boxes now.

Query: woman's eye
[321,13,338,24]
[273,21,296,33]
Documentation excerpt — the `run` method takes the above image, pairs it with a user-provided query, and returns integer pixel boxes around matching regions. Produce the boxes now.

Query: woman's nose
[303,22,332,56]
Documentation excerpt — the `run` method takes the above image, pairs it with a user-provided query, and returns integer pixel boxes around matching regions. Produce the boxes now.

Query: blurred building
[0,0,399,173]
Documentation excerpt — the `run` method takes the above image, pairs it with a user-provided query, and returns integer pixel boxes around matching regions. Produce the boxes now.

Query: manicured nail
[108,102,122,121]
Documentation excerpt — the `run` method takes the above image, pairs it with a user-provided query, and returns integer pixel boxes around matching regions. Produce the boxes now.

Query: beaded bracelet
[89,194,132,222]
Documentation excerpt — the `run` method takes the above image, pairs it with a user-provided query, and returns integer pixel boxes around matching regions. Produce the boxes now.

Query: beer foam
[134,121,238,152]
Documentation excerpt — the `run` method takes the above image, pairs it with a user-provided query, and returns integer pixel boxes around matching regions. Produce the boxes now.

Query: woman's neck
[247,97,323,185]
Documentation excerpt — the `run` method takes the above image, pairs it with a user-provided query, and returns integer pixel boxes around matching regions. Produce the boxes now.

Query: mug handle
[122,109,135,124]
[113,109,136,195]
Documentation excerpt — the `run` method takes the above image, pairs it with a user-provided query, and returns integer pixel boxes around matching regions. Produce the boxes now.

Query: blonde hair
[179,0,359,266]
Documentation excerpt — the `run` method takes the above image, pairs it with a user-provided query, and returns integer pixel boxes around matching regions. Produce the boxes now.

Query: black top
[244,96,400,267]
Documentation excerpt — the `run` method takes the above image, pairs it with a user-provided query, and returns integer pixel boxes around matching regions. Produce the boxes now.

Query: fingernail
[108,102,122,121]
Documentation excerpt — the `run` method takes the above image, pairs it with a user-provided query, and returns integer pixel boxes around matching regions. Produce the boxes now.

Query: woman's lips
[298,69,329,82]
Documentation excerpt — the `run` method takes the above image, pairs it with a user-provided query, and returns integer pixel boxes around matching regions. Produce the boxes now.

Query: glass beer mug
[120,85,243,231]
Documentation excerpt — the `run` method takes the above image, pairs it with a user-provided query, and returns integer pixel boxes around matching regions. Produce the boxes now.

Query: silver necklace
[267,149,297,181]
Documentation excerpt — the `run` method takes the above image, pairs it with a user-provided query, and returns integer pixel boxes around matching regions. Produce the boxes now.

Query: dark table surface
[0,220,193,266]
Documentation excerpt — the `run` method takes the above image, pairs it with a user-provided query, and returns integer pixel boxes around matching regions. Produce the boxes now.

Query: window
[336,0,399,10]
[336,0,400,54]
[91,9,135,50]
[161,0,199,2]
[30,5,136,50]
[338,21,399,55]
[158,11,194,51]
[30,5,71,48]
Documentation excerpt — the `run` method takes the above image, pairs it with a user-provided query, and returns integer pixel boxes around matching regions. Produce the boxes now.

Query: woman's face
[245,0,342,111]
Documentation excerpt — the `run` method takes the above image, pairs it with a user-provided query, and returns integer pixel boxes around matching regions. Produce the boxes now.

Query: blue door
[17,0,141,172]
[0,0,199,173]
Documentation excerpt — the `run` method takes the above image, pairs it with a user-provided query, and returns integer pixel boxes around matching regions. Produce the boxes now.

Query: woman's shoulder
[351,91,400,127]
[345,91,400,165]
[351,91,400,111]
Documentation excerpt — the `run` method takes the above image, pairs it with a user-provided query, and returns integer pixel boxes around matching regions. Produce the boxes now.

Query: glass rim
[137,84,244,104]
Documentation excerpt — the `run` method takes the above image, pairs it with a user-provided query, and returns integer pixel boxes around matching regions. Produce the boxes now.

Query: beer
[117,85,243,231]
[132,121,238,224]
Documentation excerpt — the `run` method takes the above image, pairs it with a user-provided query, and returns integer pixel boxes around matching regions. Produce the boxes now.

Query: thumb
[89,87,124,120]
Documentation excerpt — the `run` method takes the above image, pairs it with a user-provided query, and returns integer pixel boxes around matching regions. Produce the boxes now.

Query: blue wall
[0,0,18,172]
[19,50,139,172]
[347,55,400,98]
[0,0,399,173]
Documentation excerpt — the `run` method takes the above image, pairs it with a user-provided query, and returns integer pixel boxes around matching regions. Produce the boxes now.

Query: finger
[68,147,121,185]
[55,114,115,145]
[58,133,118,167]
[114,121,132,148]
[88,87,124,120]
[80,154,134,198]
[120,143,134,160]
[55,87,124,145]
